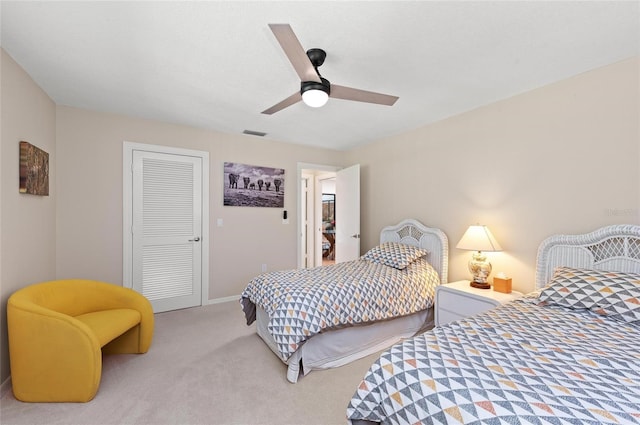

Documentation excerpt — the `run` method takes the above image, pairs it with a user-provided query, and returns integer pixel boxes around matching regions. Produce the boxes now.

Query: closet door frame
[123,141,209,308]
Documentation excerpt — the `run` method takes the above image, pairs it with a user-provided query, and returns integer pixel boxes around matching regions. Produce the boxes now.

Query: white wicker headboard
[535,224,640,289]
[379,219,449,285]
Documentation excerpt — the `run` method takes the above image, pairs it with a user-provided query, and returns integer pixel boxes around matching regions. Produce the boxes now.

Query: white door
[335,164,360,263]
[314,175,324,267]
[132,150,203,313]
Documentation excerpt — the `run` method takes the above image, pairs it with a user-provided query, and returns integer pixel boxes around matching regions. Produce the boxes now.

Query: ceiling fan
[262,24,399,115]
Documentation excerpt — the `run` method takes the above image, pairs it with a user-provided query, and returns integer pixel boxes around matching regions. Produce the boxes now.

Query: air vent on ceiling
[243,130,267,137]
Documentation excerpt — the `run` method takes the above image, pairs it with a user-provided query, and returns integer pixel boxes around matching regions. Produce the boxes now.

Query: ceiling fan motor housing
[301,77,331,96]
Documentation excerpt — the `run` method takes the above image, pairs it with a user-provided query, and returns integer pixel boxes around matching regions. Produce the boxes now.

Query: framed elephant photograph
[223,162,284,207]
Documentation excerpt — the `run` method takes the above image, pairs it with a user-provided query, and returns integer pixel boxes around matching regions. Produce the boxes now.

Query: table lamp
[456,225,502,289]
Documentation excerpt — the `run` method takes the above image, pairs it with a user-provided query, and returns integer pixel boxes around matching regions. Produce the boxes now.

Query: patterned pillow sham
[592,290,640,326]
[539,266,640,325]
[362,242,428,270]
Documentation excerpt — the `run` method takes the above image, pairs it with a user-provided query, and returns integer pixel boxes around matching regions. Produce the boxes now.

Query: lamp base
[467,251,492,287]
[470,281,491,289]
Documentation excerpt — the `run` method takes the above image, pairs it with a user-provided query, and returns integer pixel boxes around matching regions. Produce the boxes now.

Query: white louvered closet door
[132,150,202,313]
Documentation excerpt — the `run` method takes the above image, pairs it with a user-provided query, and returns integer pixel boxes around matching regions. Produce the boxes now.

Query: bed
[347,224,640,424]
[240,219,449,383]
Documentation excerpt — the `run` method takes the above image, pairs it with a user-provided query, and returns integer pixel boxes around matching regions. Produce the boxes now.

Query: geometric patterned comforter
[240,257,439,362]
[347,295,640,424]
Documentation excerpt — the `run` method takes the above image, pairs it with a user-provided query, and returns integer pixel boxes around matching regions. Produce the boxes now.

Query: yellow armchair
[7,279,154,402]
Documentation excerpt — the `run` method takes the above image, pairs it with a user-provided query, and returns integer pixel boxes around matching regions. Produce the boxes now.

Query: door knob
[351,234,360,239]
[189,237,200,242]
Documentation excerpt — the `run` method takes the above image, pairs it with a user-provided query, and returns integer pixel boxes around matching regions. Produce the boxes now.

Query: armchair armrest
[7,299,102,402]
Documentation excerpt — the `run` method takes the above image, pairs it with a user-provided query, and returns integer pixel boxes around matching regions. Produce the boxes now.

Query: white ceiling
[2,1,638,151]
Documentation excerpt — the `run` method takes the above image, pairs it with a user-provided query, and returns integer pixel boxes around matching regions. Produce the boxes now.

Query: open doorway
[297,163,360,269]
[298,164,338,269]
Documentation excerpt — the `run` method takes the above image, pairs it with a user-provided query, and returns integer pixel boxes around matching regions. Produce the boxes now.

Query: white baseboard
[206,295,239,305]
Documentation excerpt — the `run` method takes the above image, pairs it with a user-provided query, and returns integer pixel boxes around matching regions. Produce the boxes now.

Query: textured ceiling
[1,1,638,151]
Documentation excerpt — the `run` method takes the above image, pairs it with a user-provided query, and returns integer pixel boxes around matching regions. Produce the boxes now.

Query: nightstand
[435,280,522,326]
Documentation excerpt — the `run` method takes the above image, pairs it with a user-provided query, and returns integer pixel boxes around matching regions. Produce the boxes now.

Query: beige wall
[1,50,57,381]
[348,57,640,294]
[2,49,638,384]
[55,107,343,300]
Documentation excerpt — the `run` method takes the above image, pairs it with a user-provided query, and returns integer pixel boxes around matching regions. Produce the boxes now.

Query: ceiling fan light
[302,89,329,108]
[301,78,330,108]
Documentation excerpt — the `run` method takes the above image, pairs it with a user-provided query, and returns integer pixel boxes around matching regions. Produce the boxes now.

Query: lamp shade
[456,225,502,252]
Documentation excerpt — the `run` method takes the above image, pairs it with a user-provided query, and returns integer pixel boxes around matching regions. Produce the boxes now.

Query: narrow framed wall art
[19,141,49,196]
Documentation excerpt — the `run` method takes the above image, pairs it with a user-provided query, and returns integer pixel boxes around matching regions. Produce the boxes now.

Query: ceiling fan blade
[331,85,399,106]
[268,24,321,83]
[261,91,302,115]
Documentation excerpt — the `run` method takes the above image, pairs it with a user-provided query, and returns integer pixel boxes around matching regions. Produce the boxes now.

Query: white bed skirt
[256,306,434,383]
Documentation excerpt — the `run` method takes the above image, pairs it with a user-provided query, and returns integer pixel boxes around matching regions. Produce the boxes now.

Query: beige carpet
[0,301,381,425]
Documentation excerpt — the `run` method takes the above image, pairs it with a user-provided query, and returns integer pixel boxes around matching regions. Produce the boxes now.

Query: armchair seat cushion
[75,309,142,347]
